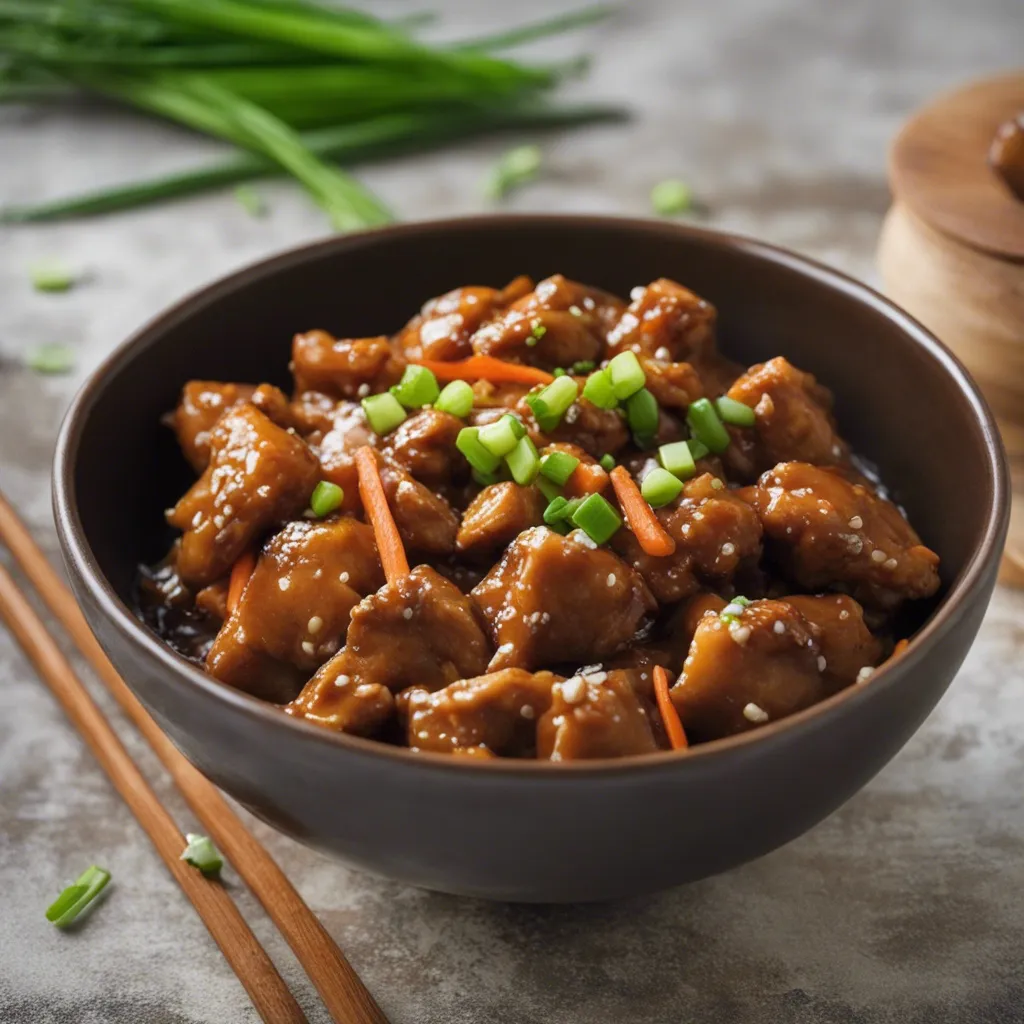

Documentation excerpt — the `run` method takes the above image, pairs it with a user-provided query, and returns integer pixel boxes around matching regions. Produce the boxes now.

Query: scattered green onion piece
[46,866,110,928]
[478,414,524,457]
[552,367,567,378]
[538,450,580,486]
[506,434,540,485]
[24,343,75,375]
[581,368,617,409]
[686,397,731,453]
[571,359,596,374]
[457,426,501,474]
[526,319,547,347]
[527,376,578,431]
[180,833,223,878]
[650,179,693,217]
[543,496,570,525]
[485,143,542,199]
[641,467,683,508]
[390,364,440,409]
[625,387,659,441]
[309,480,344,518]
[472,467,503,487]
[714,395,756,427]
[687,437,710,461]
[29,260,76,293]
[733,596,751,607]
[362,392,407,435]
[234,185,266,217]
[599,453,615,472]
[536,476,563,503]
[608,351,646,400]
[434,379,474,418]
[658,440,696,480]
[570,492,622,545]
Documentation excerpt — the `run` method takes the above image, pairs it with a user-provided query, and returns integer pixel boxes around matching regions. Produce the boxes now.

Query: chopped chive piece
[650,179,693,217]
[472,467,504,487]
[180,833,223,878]
[582,369,617,409]
[625,387,659,441]
[687,438,710,460]
[641,467,684,508]
[658,440,696,480]
[309,480,344,518]
[571,359,596,374]
[391,364,440,409]
[608,351,646,400]
[543,496,570,525]
[434,379,474,418]
[234,185,266,217]
[46,865,110,928]
[478,414,524,457]
[714,395,756,427]
[538,450,580,486]
[733,596,751,606]
[686,397,730,453]
[24,343,75,375]
[485,143,542,199]
[457,427,501,474]
[361,392,407,435]
[570,492,622,545]
[599,453,616,472]
[528,319,547,346]
[29,260,76,293]
[527,376,578,431]
[506,434,540,485]
[536,475,563,503]
[553,367,567,377]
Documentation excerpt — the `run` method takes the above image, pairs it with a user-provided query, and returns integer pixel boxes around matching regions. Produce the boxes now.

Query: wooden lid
[889,72,1024,259]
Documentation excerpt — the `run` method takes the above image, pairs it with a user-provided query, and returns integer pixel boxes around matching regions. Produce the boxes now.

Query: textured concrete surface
[2,1,1023,1021]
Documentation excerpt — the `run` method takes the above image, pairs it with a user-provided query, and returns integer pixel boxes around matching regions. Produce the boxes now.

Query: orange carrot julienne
[227,549,256,615]
[653,666,688,751]
[609,465,676,557]
[354,446,409,585]
[890,638,910,660]
[564,460,609,497]
[415,356,554,386]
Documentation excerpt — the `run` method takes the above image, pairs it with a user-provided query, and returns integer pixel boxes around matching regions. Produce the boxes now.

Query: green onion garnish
[478,414,525,457]
[309,480,344,518]
[553,367,568,377]
[543,496,570,525]
[24,343,75,375]
[528,319,547,346]
[527,376,578,431]
[608,350,646,400]
[180,833,224,878]
[599,453,615,472]
[46,865,110,928]
[536,475,563,503]
[688,438,710,460]
[361,392,407,435]
[434,379,474,418]
[581,368,617,409]
[472,467,504,487]
[29,260,76,293]
[538,450,580,486]
[570,492,622,545]
[714,395,756,427]
[571,359,596,374]
[686,397,730,453]
[457,426,502,474]
[506,434,540,485]
[234,185,266,217]
[625,387,659,442]
[658,440,696,480]
[650,179,693,217]
[641,467,683,508]
[485,143,542,199]
[391,364,440,409]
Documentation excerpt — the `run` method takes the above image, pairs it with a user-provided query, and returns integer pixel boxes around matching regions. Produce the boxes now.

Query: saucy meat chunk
[640,357,705,412]
[167,405,320,586]
[517,391,630,459]
[456,482,544,558]
[473,527,655,672]
[311,401,372,515]
[607,278,716,363]
[377,454,459,557]
[743,462,941,609]
[205,518,384,701]
[292,330,404,399]
[382,408,467,489]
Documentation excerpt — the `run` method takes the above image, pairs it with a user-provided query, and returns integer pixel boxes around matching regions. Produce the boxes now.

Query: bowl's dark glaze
[54,216,1008,902]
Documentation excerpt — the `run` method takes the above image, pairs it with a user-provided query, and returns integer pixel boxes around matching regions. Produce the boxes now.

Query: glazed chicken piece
[287,566,492,734]
[382,408,467,489]
[377,454,459,557]
[167,405,320,586]
[396,276,533,362]
[606,278,716,364]
[516,391,630,459]
[471,274,624,372]
[670,598,827,741]
[205,518,384,701]
[723,357,849,480]
[291,330,405,399]
[612,473,763,603]
[742,461,941,610]
[472,527,656,672]
[310,400,372,515]
[456,482,545,558]
[290,390,343,436]
[399,669,559,756]
[640,357,705,412]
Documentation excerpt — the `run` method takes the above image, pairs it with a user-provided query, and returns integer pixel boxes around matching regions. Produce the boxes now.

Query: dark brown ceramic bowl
[54,215,1008,903]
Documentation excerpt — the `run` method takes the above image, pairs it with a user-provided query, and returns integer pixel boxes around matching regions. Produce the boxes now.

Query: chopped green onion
[688,438,710,461]
[46,865,110,928]
[24,343,75,375]
[434,379,474,418]
[457,426,501,474]
[180,833,223,878]
[650,179,693,216]
[686,397,730,453]
[527,376,578,431]
[658,440,696,480]
[527,319,547,346]
[538,450,580,486]
[625,387,659,441]
[536,475,563,503]
[472,467,504,487]
[391,364,440,409]
[234,185,266,217]
[485,143,542,199]
[553,367,567,377]
[309,480,344,518]
[599,453,615,472]
[641,467,683,508]
[29,260,76,293]
[571,359,596,374]
[506,434,540,485]
[608,351,646,400]
[582,368,617,409]
[543,496,569,525]
[714,395,756,427]
[570,492,622,545]
[733,595,751,606]
[361,392,407,435]
[478,414,525,457]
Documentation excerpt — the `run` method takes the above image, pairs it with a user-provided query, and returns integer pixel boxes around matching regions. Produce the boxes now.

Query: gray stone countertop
[2,1,1023,1021]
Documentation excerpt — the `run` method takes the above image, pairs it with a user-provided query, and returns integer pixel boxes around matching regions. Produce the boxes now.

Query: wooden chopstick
[0,561,308,1024]
[0,496,389,1024]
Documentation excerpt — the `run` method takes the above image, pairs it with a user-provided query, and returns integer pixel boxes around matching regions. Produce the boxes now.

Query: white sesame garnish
[519,705,536,720]
[338,571,349,584]
[630,286,645,301]
[191,511,203,528]
[334,674,351,688]
[721,542,736,557]
[245,450,260,474]
[857,666,875,683]
[569,304,583,317]
[654,346,671,360]
[710,477,724,490]
[606,573,617,587]
[721,602,745,618]
[844,534,864,554]
[584,671,607,685]
[561,677,586,704]
[817,656,827,672]
[301,641,316,656]
[848,515,863,530]
[307,616,323,635]
[839,609,849,620]
[773,620,786,634]
[743,702,769,723]
[884,557,898,570]
[496,642,514,655]
[278,577,291,592]
[730,624,751,645]
[357,383,370,397]
[402,607,414,620]
[871,549,887,563]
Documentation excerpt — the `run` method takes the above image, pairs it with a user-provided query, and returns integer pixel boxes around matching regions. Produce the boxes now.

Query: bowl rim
[53,212,1010,778]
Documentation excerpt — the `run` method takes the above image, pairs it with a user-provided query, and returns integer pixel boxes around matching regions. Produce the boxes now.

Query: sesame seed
[730,624,751,645]
[884,557,898,570]
[561,677,586,704]
[711,478,725,490]
[584,671,607,685]
[606,573,617,587]
[630,286,645,301]
[301,641,316,656]
[839,609,850,620]
[278,577,291,592]
[848,515,863,530]
[402,607,414,620]
[871,549,887,563]
[307,615,323,635]
[857,666,875,683]
[773,620,785,634]
[191,511,203,528]
[817,656,827,672]
[721,542,736,557]
[418,730,429,740]
[743,703,769,723]
[721,602,745,618]
[569,304,583,317]
[520,705,535,719]
[339,571,349,584]
[357,383,370,397]
[654,346,671,361]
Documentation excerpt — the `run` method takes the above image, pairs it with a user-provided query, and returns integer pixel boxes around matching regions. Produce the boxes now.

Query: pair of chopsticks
[0,494,388,1024]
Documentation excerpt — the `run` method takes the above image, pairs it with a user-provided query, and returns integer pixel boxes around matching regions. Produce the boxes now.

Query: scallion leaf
[484,143,542,199]
[569,492,621,545]
[233,184,267,216]
[361,392,407,435]
[46,865,111,928]
[309,480,343,517]
[650,179,692,217]
[180,833,223,878]
[24,343,75,375]
[434,379,474,418]
[29,260,76,293]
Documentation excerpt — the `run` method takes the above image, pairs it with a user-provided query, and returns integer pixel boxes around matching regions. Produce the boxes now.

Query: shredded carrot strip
[227,549,257,615]
[355,445,410,585]
[416,356,554,386]
[609,465,676,557]
[653,666,688,751]
[564,460,609,497]
[890,638,910,660]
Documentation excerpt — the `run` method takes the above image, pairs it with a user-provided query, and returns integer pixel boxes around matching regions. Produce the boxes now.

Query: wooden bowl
[53,216,1009,901]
